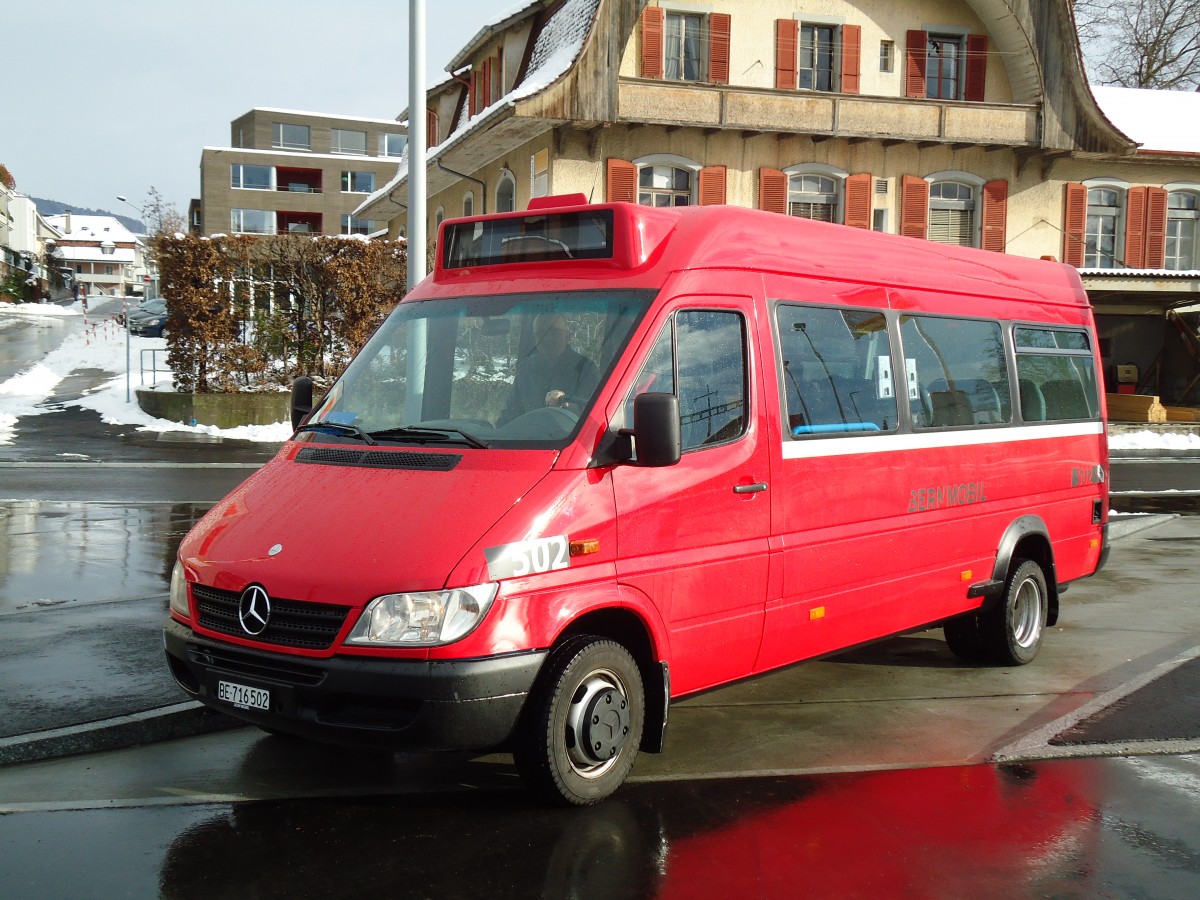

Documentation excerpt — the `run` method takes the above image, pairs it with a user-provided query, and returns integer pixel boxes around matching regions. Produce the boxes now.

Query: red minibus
[165,196,1108,805]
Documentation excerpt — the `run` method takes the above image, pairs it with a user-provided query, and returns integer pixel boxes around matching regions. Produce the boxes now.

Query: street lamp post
[115,195,146,405]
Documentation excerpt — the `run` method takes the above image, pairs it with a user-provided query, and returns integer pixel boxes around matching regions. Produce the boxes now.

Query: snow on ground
[1108,430,1200,452]
[0,301,291,445]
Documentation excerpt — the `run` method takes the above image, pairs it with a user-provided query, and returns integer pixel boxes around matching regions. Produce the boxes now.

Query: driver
[497,312,599,426]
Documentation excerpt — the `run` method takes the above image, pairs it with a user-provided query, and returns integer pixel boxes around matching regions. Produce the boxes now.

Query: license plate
[217,680,270,711]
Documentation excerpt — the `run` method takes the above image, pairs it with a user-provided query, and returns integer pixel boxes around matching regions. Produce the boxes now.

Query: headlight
[345,584,498,647]
[169,561,190,618]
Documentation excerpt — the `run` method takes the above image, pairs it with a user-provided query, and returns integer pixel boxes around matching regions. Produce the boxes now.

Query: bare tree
[1076,0,1200,89]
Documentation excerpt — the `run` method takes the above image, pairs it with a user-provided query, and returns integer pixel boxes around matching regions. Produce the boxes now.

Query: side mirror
[632,392,681,467]
[291,376,314,431]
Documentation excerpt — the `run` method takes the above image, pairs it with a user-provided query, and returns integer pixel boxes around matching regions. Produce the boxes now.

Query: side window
[1014,327,1099,422]
[777,305,897,436]
[900,316,1011,428]
[623,310,747,451]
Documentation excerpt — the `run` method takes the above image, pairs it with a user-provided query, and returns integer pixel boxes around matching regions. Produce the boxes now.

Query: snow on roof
[44,214,138,244]
[356,0,599,218]
[447,1,542,72]
[52,246,137,264]
[1091,86,1200,154]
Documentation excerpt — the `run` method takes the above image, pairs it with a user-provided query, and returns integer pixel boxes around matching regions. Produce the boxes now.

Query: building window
[435,207,445,230]
[788,173,839,222]
[379,133,406,157]
[231,164,273,191]
[531,149,549,198]
[665,12,706,82]
[464,193,474,217]
[340,215,375,235]
[929,180,976,246]
[639,165,693,207]
[1085,188,1122,269]
[331,129,367,155]
[880,40,894,73]
[231,209,275,234]
[340,171,376,193]
[496,170,516,213]
[1167,191,1199,271]
[926,34,963,100]
[272,123,310,151]
[799,24,836,91]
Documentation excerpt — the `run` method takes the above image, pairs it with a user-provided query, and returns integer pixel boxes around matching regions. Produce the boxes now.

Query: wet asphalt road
[3,307,1200,897]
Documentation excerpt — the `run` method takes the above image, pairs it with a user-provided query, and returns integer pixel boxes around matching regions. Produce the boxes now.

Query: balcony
[276,166,323,194]
[617,78,1040,149]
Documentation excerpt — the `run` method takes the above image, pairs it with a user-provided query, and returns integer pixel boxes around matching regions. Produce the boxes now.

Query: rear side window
[1014,327,1099,422]
[776,305,898,436]
[900,316,1011,428]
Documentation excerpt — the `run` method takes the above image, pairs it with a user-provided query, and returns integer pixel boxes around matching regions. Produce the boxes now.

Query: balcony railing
[618,78,1039,148]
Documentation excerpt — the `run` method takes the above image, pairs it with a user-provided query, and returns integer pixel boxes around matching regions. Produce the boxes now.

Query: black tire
[515,636,645,807]
[943,614,988,661]
[980,559,1049,666]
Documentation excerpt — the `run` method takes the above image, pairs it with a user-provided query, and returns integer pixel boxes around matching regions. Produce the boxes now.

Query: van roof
[429,199,1088,308]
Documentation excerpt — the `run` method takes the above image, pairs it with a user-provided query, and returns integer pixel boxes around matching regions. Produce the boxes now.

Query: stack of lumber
[1165,405,1200,423]
[1106,393,1167,423]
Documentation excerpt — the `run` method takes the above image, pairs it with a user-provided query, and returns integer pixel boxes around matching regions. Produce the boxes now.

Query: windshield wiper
[368,426,489,449]
[295,422,377,445]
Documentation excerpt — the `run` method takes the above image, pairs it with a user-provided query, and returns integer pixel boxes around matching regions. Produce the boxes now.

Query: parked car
[127,298,168,337]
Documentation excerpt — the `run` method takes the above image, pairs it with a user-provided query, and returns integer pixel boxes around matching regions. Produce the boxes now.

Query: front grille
[193,584,351,650]
[296,447,462,470]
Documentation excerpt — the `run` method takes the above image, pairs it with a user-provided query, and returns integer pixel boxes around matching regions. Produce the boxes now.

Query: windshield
[305,289,654,447]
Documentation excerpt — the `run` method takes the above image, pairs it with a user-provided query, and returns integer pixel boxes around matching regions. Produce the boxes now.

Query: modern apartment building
[356,0,1200,406]
[195,108,407,238]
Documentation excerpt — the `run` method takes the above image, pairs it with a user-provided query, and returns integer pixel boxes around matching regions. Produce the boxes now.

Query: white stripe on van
[780,422,1106,459]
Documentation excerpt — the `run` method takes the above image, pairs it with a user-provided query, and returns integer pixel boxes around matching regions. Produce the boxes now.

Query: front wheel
[980,559,1049,666]
[514,636,645,806]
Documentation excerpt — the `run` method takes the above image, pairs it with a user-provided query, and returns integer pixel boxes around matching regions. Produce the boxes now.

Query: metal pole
[407,0,426,291]
[124,296,131,402]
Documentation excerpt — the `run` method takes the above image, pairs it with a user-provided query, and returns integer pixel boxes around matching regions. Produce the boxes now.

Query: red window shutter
[981,180,1008,253]
[1125,186,1148,268]
[900,176,929,240]
[699,166,727,206]
[607,158,636,204]
[641,6,664,79]
[481,58,493,108]
[905,31,927,98]
[844,173,872,228]
[775,19,798,90]
[1063,183,1087,267]
[426,109,439,146]
[759,168,787,215]
[841,25,861,95]
[709,13,731,85]
[1146,187,1168,268]
[964,35,987,102]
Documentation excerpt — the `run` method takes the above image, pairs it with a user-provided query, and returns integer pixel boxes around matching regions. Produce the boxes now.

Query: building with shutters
[356,0,1200,406]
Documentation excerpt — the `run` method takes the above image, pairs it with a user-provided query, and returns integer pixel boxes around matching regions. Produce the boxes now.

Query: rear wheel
[981,559,1048,666]
[514,636,645,806]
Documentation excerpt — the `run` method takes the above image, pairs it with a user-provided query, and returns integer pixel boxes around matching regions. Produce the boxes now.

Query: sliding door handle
[733,482,768,494]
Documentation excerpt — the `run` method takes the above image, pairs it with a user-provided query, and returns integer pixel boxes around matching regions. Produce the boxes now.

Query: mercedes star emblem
[238,585,271,636]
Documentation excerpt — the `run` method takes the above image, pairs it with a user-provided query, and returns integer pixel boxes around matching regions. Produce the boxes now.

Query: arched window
[784,166,846,222]
[435,207,445,230]
[496,170,516,213]
[463,192,474,217]
[1167,189,1200,271]
[928,180,975,246]
[1085,185,1124,269]
[634,154,700,207]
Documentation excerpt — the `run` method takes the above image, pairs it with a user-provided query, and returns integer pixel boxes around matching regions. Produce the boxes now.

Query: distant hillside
[31,197,144,234]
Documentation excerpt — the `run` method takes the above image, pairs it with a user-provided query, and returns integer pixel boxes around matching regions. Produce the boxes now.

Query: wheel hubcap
[565,670,630,776]
[1012,577,1045,649]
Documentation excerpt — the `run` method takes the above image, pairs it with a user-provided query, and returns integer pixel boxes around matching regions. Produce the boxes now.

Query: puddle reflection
[159,762,1103,898]
[0,500,211,613]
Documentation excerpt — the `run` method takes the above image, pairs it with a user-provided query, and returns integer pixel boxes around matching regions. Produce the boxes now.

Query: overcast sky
[5,0,509,219]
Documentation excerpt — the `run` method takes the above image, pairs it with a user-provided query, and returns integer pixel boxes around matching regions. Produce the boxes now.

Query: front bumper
[164,618,545,751]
